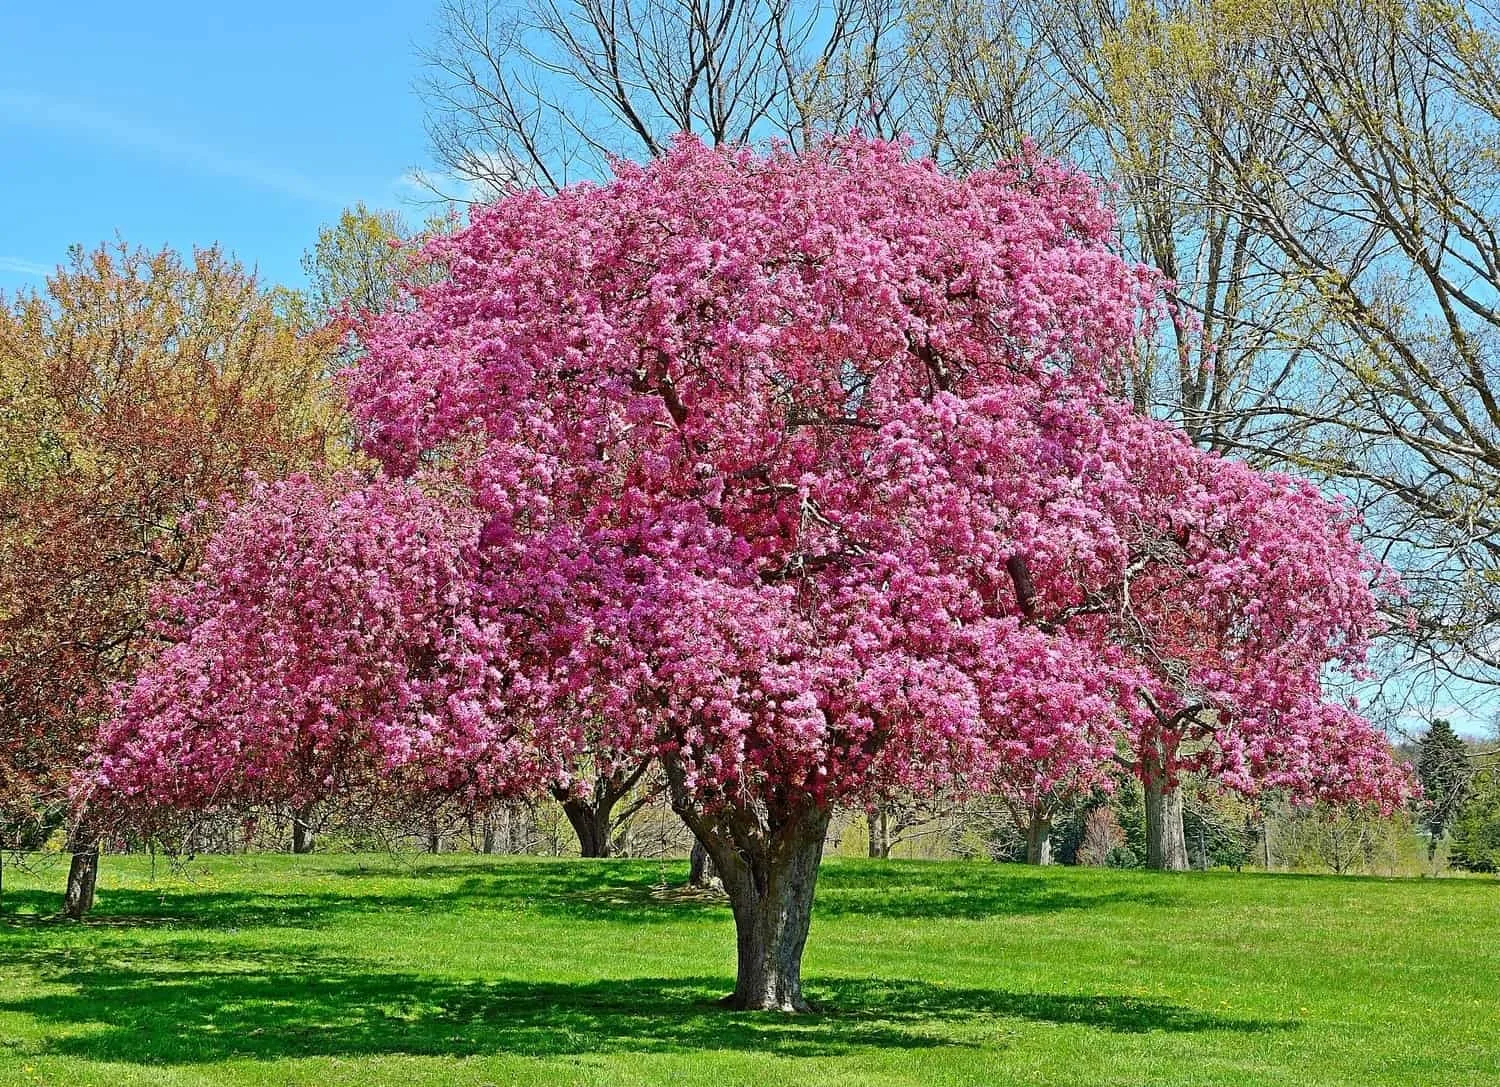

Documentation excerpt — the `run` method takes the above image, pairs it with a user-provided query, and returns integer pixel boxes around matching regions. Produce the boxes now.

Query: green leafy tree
[301,203,422,321]
[1449,769,1500,873]
[1417,719,1473,864]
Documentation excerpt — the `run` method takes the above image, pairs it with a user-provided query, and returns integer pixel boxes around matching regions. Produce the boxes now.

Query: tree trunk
[663,754,831,1012]
[560,796,613,858]
[425,815,442,854]
[716,806,830,1012]
[291,805,315,854]
[481,810,500,854]
[688,840,718,887]
[866,807,893,859]
[1025,811,1052,865]
[507,803,530,853]
[62,841,99,920]
[1144,778,1189,871]
[555,763,652,858]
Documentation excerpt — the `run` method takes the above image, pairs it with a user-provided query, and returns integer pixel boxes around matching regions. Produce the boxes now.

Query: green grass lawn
[0,854,1495,1086]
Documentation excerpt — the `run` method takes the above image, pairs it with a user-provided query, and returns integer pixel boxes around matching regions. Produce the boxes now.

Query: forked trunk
[560,796,613,858]
[664,754,831,1012]
[717,806,830,1012]
[1025,811,1053,865]
[1144,778,1189,871]
[63,840,99,920]
[554,762,652,858]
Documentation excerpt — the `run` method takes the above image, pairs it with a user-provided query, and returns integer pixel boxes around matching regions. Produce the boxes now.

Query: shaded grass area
[0,855,1495,1085]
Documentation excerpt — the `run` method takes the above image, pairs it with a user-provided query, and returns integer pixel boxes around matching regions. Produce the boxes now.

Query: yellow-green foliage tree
[0,243,341,915]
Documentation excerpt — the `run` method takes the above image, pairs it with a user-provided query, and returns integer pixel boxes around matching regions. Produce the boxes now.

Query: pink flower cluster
[88,135,1410,823]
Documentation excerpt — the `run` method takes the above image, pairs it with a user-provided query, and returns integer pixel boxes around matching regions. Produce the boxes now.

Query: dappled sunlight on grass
[0,855,1492,1086]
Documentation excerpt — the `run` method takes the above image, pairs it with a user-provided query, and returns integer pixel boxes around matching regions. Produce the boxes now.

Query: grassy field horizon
[1,853,1495,1085]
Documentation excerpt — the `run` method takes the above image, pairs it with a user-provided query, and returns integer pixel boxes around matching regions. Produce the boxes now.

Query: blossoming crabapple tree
[89,472,518,826]
[93,136,1407,1011]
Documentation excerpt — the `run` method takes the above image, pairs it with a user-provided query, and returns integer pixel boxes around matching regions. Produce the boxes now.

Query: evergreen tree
[1417,720,1473,863]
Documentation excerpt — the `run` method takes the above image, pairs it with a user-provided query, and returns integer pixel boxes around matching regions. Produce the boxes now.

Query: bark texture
[1144,778,1189,871]
[718,805,829,1011]
[554,761,652,858]
[1025,812,1053,865]
[665,756,830,1012]
[688,840,719,888]
[561,797,612,858]
[62,841,99,920]
[291,805,315,854]
[866,808,891,859]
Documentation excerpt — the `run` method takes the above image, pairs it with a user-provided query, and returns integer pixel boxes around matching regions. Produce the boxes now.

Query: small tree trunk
[426,815,442,854]
[1025,811,1052,865]
[1144,778,1189,871]
[63,841,99,920]
[560,796,613,858]
[291,805,315,854]
[481,811,499,854]
[688,840,718,887]
[866,808,892,859]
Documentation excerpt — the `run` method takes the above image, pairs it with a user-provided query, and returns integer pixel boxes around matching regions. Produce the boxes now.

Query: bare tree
[419,0,913,197]
[1167,0,1500,696]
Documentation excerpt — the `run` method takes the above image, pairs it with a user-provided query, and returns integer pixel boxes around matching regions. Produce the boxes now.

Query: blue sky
[1,2,438,294]
[3,4,1494,740]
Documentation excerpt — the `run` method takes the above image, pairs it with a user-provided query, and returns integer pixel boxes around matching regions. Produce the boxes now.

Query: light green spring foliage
[1450,762,1500,872]
[299,203,456,326]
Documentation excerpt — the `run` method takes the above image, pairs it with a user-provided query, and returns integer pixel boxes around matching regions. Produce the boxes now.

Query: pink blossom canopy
[89,135,1410,822]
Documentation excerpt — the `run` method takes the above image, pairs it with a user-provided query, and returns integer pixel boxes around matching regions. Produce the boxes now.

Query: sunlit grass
[0,854,1494,1085]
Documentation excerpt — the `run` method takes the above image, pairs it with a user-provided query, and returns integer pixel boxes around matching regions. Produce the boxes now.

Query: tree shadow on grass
[325,859,1177,923]
[813,863,1176,920]
[0,942,1293,1066]
[3,860,1171,933]
[1,862,704,931]
[0,887,379,930]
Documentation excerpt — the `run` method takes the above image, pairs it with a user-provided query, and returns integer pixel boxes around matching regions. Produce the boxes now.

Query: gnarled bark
[720,810,827,1012]
[1144,778,1189,871]
[1140,736,1189,871]
[665,756,830,1012]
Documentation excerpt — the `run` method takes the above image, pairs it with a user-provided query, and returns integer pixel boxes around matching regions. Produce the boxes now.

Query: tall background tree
[1165,0,1500,708]
[0,243,338,915]
[1416,718,1474,865]
[418,0,917,196]
[415,0,1465,870]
